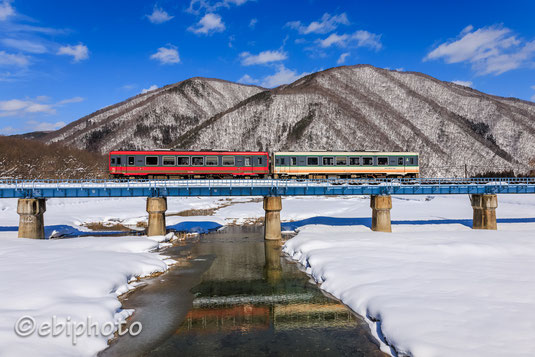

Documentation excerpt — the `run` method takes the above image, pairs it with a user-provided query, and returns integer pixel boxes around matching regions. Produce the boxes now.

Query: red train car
[109,150,269,178]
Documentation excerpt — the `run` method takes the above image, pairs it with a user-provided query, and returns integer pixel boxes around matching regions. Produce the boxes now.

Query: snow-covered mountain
[43,78,263,154]
[43,65,535,176]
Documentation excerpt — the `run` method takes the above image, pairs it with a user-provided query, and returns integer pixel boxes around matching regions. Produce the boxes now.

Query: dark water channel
[102,226,385,357]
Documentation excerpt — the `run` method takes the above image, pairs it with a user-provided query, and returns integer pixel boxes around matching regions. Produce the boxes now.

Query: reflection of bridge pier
[264,240,282,285]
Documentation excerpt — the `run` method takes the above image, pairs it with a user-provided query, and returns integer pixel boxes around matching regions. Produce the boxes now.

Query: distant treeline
[0,136,107,179]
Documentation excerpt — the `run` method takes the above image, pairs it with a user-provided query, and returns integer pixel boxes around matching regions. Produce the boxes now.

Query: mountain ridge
[37,64,535,177]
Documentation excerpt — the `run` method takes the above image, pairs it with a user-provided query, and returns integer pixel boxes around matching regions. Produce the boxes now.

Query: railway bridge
[1,177,535,239]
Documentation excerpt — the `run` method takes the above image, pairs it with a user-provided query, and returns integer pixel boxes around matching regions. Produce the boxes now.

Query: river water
[101,226,385,357]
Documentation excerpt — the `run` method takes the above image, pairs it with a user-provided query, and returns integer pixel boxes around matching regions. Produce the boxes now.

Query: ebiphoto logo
[14,315,142,345]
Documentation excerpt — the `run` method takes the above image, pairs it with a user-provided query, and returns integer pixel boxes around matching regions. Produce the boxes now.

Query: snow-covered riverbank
[283,195,535,357]
[0,234,175,356]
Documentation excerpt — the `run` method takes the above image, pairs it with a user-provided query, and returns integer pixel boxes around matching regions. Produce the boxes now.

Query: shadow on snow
[281,216,535,231]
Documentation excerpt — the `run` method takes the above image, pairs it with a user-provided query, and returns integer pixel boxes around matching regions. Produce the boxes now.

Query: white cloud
[0,99,27,111]
[249,18,257,29]
[0,51,30,67]
[56,96,84,105]
[141,85,158,93]
[0,126,16,134]
[0,0,14,21]
[261,65,310,88]
[0,99,54,115]
[146,6,174,24]
[26,120,65,131]
[0,96,83,117]
[452,80,473,87]
[121,84,137,90]
[286,13,349,35]
[188,13,225,35]
[317,30,382,50]
[1,39,47,53]
[424,25,535,75]
[150,45,180,64]
[352,30,382,50]
[25,103,54,113]
[318,33,348,48]
[4,23,66,35]
[337,52,350,64]
[57,43,89,62]
[240,50,287,66]
[187,0,250,15]
[237,74,259,84]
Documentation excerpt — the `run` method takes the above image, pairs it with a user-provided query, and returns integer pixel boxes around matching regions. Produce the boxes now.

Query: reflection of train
[109,150,419,179]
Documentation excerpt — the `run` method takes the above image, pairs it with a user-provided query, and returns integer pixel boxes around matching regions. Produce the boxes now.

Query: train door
[280,156,290,175]
[234,155,244,175]
[126,155,135,175]
[243,156,253,175]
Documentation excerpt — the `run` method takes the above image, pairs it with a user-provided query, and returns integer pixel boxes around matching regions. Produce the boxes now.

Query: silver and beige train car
[272,151,419,178]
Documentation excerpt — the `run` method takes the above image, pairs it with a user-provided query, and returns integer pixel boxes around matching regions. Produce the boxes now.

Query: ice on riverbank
[284,224,535,357]
[0,235,174,356]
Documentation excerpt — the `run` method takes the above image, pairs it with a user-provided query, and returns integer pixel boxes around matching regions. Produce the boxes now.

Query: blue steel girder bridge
[2,177,535,239]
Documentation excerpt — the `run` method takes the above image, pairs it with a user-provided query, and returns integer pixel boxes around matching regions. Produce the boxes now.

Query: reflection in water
[264,240,282,285]
[147,227,385,356]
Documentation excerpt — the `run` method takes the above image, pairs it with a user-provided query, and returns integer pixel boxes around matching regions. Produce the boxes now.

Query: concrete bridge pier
[471,194,498,230]
[17,198,46,239]
[146,197,167,236]
[371,195,392,232]
[263,196,282,240]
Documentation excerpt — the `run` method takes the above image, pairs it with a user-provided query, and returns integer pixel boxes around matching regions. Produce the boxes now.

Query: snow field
[283,195,535,357]
[0,234,175,356]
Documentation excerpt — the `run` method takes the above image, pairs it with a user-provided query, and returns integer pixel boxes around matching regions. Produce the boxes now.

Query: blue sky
[0,0,534,135]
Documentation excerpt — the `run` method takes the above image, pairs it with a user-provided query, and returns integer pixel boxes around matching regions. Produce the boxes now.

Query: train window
[192,156,204,166]
[336,157,347,165]
[256,157,263,166]
[363,157,373,165]
[398,157,404,165]
[377,157,388,166]
[275,158,281,165]
[177,156,189,166]
[111,158,116,165]
[206,156,218,166]
[307,157,319,165]
[323,157,334,166]
[244,157,251,166]
[291,157,297,166]
[222,156,235,166]
[145,156,158,166]
[128,156,135,166]
[117,157,122,165]
[280,157,287,165]
[163,156,175,166]
[349,157,360,165]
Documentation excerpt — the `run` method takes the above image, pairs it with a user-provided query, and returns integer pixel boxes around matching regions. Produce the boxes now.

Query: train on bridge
[109,150,420,179]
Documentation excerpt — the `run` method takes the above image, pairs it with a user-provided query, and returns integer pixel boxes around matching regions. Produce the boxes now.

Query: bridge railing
[1,177,535,189]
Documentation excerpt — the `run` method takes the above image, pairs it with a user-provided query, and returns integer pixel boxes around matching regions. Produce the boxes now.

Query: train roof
[109,150,269,155]
[273,151,419,156]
